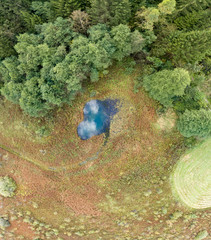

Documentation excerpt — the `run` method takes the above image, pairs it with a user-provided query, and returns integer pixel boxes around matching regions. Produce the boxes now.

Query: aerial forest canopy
[0,19,144,117]
[0,0,210,137]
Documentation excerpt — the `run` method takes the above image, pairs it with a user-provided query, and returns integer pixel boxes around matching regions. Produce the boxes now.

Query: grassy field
[172,137,211,209]
[0,65,210,239]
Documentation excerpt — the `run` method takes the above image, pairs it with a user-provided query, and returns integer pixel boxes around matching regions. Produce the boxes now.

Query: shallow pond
[77,99,119,140]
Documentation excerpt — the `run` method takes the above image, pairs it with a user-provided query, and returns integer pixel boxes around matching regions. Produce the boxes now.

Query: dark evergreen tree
[152,29,211,65]
[174,10,211,31]
[175,0,210,15]
[167,29,211,65]
[20,11,43,32]
[0,0,32,58]
[88,0,131,26]
[173,86,207,113]
[50,0,89,19]
[129,0,146,15]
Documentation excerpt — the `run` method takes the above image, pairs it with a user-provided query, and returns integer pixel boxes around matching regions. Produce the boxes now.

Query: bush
[195,230,208,240]
[0,176,17,197]
[0,217,10,228]
[201,57,211,75]
[183,136,198,148]
[35,126,50,138]
[177,109,211,138]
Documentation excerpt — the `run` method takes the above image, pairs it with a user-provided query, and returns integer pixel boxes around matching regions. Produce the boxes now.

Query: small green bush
[0,176,17,197]
[35,126,50,138]
[133,76,143,93]
[0,217,10,228]
[169,211,183,220]
[195,230,208,240]
[183,136,198,148]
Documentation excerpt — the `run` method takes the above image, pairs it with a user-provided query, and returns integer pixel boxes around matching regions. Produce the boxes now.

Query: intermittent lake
[77,99,119,140]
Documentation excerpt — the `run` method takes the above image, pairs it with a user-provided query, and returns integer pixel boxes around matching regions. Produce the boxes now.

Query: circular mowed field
[172,137,211,209]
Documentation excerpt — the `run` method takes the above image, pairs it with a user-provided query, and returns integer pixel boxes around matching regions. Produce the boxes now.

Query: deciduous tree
[0,19,144,117]
[71,10,90,34]
[143,68,191,107]
[158,0,176,15]
[177,109,211,137]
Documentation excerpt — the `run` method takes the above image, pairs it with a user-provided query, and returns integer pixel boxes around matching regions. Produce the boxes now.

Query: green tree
[135,7,160,31]
[152,29,211,65]
[143,68,191,107]
[88,0,131,26]
[19,77,53,117]
[174,10,211,31]
[0,19,144,117]
[0,0,33,58]
[129,0,146,16]
[135,0,176,31]
[167,29,211,65]
[20,11,43,32]
[1,82,23,104]
[158,0,176,15]
[31,1,53,21]
[0,28,16,59]
[173,86,207,113]
[50,0,89,19]
[0,18,77,116]
[175,0,210,15]
[111,24,144,61]
[177,109,211,137]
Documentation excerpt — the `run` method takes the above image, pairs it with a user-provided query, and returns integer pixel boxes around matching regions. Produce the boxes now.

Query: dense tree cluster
[0,18,144,116]
[0,0,210,138]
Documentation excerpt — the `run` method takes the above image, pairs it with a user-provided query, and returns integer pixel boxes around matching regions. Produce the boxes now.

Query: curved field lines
[172,137,211,209]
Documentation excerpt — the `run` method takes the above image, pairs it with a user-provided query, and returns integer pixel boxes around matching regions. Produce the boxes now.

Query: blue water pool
[77,99,119,140]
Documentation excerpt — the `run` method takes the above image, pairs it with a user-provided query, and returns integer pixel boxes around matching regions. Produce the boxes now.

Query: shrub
[177,109,211,138]
[195,230,208,240]
[169,211,183,220]
[35,126,50,138]
[0,176,17,197]
[0,217,10,228]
